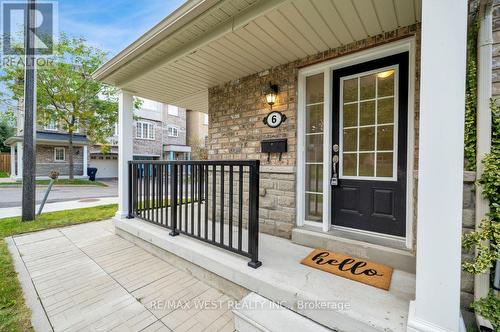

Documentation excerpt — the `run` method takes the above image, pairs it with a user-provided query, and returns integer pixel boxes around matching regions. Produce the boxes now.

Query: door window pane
[343,103,357,127]
[306,104,324,133]
[343,153,357,176]
[377,152,393,177]
[343,78,358,103]
[377,70,395,97]
[306,134,323,162]
[360,101,375,126]
[359,153,375,176]
[343,129,357,152]
[305,193,323,221]
[306,74,324,104]
[359,126,375,151]
[377,98,394,124]
[360,74,376,100]
[377,125,394,151]
[306,164,323,193]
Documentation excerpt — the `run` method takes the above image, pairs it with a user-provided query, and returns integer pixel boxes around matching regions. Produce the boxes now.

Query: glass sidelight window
[340,67,397,180]
[305,73,324,221]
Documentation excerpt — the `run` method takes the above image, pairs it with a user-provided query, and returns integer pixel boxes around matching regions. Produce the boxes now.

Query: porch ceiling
[94,0,421,113]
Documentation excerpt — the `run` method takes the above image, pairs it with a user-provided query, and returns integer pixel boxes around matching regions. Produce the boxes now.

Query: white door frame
[296,37,416,249]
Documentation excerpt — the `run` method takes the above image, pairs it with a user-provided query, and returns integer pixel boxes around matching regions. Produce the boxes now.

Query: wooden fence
[0,153,11,173]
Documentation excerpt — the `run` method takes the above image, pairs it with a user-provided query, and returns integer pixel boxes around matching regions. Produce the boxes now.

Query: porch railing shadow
[127,160,261,268]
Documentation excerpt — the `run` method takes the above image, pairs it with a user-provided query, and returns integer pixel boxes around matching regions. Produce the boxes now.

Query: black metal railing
[128,160,261,268]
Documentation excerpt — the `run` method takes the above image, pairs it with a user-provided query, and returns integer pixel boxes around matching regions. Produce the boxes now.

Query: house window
[304,73,324,222]
[167,125,179,137]
[136,121,155,139]
[203,114,209,125]
[45,119,58,131]
[167,105,179,116]
[54,147,65,162]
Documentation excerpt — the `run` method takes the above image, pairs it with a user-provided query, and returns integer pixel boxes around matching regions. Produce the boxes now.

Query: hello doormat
[300,249,393,290]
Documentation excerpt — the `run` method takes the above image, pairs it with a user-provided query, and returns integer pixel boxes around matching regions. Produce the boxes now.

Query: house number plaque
[263,111,286,128]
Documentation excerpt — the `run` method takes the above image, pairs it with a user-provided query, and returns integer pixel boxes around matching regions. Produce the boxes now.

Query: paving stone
[12,220,236,332]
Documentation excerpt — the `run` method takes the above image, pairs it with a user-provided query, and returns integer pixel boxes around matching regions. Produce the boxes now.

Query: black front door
[331,53,408,237]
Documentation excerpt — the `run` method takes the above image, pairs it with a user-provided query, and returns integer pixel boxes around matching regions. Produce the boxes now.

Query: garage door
[90,156,118,178]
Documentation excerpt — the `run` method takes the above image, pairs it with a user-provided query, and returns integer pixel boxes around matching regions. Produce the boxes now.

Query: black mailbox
[261,138,287,161]
[261,138,287,153]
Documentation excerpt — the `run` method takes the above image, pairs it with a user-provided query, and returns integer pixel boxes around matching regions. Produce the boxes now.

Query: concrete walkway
[8,220,235,332]
[0,196,118,218]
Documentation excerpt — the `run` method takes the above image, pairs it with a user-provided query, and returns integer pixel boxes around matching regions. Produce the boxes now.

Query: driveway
[7,220,235,331]
[0,179,118,208]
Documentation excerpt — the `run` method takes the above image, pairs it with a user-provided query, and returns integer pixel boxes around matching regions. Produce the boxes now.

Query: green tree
[0,35,118,178]
[0,116,14,153]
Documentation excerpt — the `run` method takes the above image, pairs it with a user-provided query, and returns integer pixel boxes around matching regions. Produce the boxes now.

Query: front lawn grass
[0,204,117,331]
[0,179,107,186]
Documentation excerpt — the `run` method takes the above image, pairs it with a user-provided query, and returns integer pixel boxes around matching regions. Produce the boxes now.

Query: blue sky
[59,0,186,58]
[0,0,185,114]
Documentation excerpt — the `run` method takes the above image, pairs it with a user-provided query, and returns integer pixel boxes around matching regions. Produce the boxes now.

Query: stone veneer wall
[492,0,500,97]
[208,24,420,239]
[461,172,476,313]
[35,145,84,176]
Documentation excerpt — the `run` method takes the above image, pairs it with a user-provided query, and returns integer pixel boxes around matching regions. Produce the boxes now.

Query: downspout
[475,0,493,330]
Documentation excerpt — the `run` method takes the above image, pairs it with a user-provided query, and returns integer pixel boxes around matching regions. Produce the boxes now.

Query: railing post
[247,160,261,268]
[127,162,134,219]
[170,163,179,236]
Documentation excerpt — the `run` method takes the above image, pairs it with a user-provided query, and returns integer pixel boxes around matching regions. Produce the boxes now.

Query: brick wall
[133,119,163,157]
[36,145,84,176]
[206,23,475,315]
[163,108,187,147]
[208,24,420,239]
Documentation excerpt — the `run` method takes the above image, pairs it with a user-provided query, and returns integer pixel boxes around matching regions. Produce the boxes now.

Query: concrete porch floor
[8,220,237,332]
[117,217,416,332]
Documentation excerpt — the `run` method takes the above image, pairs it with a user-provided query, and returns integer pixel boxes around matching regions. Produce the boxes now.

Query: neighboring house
[5,104,89,180]
[186,109,209,148]
[89,98,191,178]
[93,1,492,331]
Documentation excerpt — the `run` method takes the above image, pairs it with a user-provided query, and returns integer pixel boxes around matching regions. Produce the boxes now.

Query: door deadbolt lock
[333,144,339,153]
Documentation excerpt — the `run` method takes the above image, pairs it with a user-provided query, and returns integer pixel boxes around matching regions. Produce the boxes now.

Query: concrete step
[292,227,416,273]
[233,293,332,332]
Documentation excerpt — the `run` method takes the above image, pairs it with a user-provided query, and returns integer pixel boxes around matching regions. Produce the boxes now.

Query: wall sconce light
[265,84,279,109]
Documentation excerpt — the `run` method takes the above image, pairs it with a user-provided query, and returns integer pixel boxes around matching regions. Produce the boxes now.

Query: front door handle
[332,154,339,174]
[331,154,339,186]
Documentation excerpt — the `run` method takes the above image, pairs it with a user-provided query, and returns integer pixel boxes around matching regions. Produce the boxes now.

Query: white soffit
[95,0,421,113]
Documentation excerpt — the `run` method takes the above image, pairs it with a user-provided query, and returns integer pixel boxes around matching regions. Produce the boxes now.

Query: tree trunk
[68,132,74,179]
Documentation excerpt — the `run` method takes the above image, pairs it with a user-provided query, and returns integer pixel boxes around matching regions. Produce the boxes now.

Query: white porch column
[10,145,15,178]
[83,145,88,177]
[407,1,467,332]
[16,142,23,180]
[116,90,134,218]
